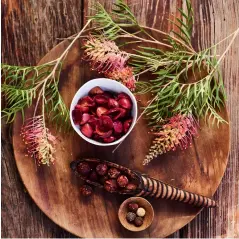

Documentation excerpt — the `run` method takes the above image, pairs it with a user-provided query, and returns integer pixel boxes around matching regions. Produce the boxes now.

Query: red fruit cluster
[72,86,133,143]
[77,162,138,195]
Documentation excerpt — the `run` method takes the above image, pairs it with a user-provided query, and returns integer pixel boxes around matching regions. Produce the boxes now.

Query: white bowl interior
[70,78,138,146]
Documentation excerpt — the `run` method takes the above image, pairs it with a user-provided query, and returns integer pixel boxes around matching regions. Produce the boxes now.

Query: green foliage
[1,63,70,131]
[91,0,227,126]
[168,0,194,48]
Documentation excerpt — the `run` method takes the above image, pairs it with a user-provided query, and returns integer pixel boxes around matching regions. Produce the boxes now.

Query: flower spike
[20,116,56,166]
[83,36,129,74]
[143,114,198,165]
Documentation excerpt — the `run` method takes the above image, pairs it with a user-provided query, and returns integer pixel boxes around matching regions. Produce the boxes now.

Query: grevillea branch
[143,114,198,165]
[83,36,129,73]
[20,116,56,166]
[83,36,136,91]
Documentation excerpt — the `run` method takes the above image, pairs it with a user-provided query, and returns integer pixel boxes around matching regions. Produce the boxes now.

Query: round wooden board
[13,34,230,238]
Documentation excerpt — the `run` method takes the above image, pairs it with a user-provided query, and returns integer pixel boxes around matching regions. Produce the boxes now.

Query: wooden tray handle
[135,176,216,208]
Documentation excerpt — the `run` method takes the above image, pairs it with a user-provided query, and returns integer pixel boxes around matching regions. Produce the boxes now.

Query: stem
[142,25,196,54]
[198,27,239,53]
[33,19,93,117]
[116,33,173,49]
[181,27,239,86]
[134,68,152,77]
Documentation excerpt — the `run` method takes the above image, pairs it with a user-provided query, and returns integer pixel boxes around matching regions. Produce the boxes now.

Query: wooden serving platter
[13,31,230,237]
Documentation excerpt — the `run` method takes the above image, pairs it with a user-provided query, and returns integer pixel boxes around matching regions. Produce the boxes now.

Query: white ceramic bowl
[70,78,138,146]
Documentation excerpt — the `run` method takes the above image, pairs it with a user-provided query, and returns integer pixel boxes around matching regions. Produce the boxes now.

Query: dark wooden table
[1,0,239,238]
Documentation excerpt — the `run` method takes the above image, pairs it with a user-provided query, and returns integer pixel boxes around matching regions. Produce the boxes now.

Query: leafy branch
[1,20,92,165]
[89,0,239,126]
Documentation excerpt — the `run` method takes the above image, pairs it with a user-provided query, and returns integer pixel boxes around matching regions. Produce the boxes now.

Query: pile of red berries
[77,162,138,197]
[72,86,133,143]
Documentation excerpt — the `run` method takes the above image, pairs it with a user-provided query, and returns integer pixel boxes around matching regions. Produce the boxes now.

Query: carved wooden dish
[118,197,154,232]
[12,28,230,238]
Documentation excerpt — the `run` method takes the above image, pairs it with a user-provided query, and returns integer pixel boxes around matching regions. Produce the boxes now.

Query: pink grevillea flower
[83,36,129,74]
[105,66,136,91]
[20,116,56,166]
[143,114,198,165]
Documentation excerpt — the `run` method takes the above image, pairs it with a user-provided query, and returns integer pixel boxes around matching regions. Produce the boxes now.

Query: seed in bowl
[72,86,133,143]
[125,202,147,227]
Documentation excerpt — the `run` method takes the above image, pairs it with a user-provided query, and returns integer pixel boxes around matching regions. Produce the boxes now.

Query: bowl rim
[118,196,154,232]
[70,78,138,146]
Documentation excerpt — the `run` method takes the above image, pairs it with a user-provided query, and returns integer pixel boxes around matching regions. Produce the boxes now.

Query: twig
[142,25,196,54]
[34,19,93,116]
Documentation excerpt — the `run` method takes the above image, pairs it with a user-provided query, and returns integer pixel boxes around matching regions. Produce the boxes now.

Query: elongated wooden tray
[13,30,230,237]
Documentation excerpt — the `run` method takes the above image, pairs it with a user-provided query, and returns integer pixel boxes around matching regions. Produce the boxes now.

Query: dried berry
[89,170,98,182]
[108,168,121,179]
[95,126,113,138]
[118,92,130,100]
[103,136,115,143]
[74,88,134,144]
[75,104,90,113]
[100,115,113,130]
[113,121,123,134]
[104,179,118,192]
[136,207,146,217]
[96,163,108,176]
[96,107,108,117]
[105,108,127,120]
[94,95,108,105]
[117,175,129,187]
[126,183,137,191]
[134,216,143,227]
[128,202,139,212]
[118,97,132,109]
[72,109,82,124]
[80,113,90,125]
[78,96,95,107]
[81,123,93,138]
[77,162,91,176]
[89,86,104,95]
[126,212,136,223]
[108,98,119,108]
[80,184,93,197]
[88,116,99,129]
[123,119,132,133]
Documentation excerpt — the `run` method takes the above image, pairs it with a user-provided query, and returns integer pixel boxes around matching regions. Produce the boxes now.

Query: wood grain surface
[1,0,239,238]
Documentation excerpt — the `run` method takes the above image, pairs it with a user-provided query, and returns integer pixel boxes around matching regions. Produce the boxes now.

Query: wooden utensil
[71,158,217,208]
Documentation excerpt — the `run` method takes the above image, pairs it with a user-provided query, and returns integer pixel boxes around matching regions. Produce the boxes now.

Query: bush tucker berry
[72,86,133,143]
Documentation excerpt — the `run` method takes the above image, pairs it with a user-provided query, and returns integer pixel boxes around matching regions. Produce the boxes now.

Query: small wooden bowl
[118,197,154,232]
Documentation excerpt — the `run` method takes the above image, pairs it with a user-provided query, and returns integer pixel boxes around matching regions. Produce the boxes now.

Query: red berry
[77,162,91,176]
[103,136,115,143]
[96,163,108,176]
[94,95,108,105]
[123,119,132,133]
[80,185,93,197]
[89,86,104,95]
[117,175,129,188]
[118,98,132,109]
[108,98,119,108]
[80,113,91,125]
[81,123,93,138]
[113,121,123,134]
[72,109,82,124]
[96,107,108,117]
